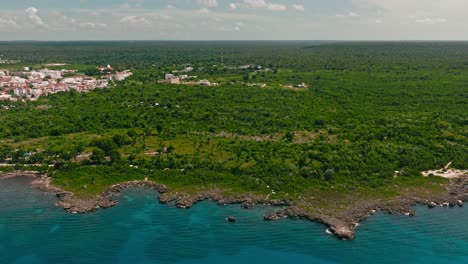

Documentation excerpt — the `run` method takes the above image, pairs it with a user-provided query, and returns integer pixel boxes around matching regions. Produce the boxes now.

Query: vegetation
[0,41,466,207]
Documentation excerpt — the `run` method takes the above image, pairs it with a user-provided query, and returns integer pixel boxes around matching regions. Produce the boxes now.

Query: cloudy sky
[0,0,466,40]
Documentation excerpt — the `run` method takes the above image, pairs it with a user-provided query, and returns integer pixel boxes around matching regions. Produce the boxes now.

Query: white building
[0,94,12,101]
[199,80,211,86]
[169,78,180,84]
[115,70,132,81]
[14,87,24,96]
[165,74,175,80]
[42,69,62,79]
[30,71,46,79]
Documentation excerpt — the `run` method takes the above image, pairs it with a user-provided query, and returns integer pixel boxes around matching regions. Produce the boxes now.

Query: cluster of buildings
[158,66,218,86]
[0,56,20,64]
[246,83,267,88]
[239,64,262,70]
[158,73,218,86]
[159,66,196,85]
[282,82,308,89]
[0,67,132,101]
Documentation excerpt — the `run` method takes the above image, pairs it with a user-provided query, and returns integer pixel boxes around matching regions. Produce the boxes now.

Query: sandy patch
[422,162,468,178]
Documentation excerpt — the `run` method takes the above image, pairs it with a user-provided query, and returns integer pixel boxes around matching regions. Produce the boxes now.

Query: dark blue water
[1,177,467,264]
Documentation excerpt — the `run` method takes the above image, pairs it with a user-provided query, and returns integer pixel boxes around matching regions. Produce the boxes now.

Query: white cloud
[267,4,286,11]
[229,3,237,9]
[198,8,210,14]
[80,22,108,29]
[336,12,360,18]
[0,17,21,29]
[292,4,305,11]
[120,15,151,26]
[120,0,144,9]
[415,18,447,24]
[62,15,107,30]
[241,0,287,11]
[25,7,47,28]
[197,0,218,7]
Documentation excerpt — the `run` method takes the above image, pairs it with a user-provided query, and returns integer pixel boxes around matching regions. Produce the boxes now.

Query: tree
[92,137,117,155]
[109,149,122,164]
[84,68,101,76]
[90,148,105,164]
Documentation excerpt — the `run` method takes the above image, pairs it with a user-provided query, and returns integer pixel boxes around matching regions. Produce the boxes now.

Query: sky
[0,0,467,41]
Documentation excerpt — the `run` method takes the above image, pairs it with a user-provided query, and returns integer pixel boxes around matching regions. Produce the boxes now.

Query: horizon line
[1,39,468,42]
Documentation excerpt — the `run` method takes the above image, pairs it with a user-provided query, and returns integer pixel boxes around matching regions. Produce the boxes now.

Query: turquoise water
[1,177,467,264]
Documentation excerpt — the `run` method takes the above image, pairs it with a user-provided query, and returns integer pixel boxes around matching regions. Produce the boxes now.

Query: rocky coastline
[1,170,467,240]
[263,174,468,240]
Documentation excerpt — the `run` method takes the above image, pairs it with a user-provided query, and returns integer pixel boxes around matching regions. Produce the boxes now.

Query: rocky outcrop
[30,177,169,213]
[0,170,42,179]
[159,191,288,210]
[241,199,255,209]
[2,171,467,241]
[262,175,468,240]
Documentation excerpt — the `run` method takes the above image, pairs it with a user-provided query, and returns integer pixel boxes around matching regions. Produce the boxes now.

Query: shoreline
[1,170,467,240]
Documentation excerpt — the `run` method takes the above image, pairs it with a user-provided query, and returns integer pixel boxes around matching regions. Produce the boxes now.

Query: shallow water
[1,177,467,264]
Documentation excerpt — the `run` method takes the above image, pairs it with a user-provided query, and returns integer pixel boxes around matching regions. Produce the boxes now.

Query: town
[0,65,132,101]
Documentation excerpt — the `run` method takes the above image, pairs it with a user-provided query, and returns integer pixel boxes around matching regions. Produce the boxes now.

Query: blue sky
[0,0,466,40]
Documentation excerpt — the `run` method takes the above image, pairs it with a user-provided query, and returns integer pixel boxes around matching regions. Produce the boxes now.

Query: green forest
[0,41,466,209]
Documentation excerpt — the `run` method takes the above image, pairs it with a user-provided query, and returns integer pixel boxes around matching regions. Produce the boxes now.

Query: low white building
[14,87,24,96]
[169,78,180,84]
[63,78,77,84]
[42,69,62,79]
[30,71,46,79]
[165,73,175,80]
[115,70,132,81]
[0,94,12,101]
[199,80,211,86]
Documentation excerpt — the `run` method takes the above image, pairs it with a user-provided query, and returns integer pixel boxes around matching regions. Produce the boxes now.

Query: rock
[457,200,463,207]
[217,200,228,206]
[442,202,450,207]
[241,199,255,209]
[428,202,437,208]
[264,211,287,221]
[405,211,416,216]
[227,216,236,222]
[264,214,281,221]
[269,199,291,206]
[329,225,355,240]
[176,196,193,209]
[56,192,68,198]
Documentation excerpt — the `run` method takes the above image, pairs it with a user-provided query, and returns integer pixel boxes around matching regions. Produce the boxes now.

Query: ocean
[1,176,467,264]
